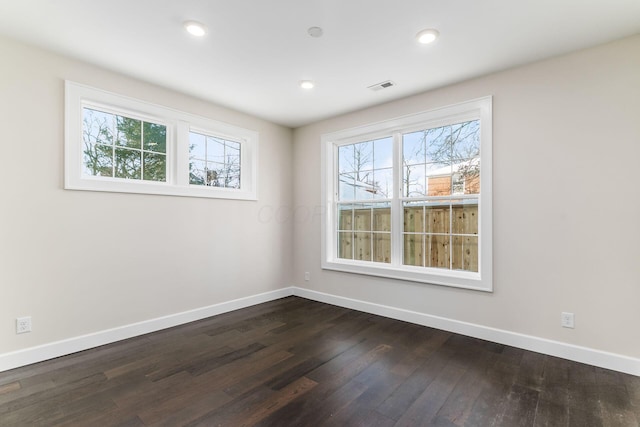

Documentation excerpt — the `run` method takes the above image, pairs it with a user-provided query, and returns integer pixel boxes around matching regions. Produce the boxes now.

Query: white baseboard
[0,287,294,373]
[2,286,638,377]
[292,287,640,377]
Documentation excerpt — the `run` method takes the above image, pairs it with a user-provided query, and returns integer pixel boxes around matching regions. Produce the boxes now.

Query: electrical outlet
[16,316,32,334]
[561,312,574,329]
[304,272,310,281]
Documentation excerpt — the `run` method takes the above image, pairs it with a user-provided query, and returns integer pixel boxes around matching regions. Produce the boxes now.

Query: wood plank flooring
[0,296,638,426]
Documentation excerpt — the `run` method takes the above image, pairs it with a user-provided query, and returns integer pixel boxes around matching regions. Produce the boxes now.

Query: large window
[322,97,492,291]
[65,81,257,200]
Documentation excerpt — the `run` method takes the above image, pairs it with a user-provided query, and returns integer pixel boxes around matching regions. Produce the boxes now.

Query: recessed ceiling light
[416,29,439,44]
[299,80,315,90]
[184,21,207,37]
[308,27,323,38]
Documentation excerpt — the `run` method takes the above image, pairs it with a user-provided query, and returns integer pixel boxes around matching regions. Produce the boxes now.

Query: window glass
[82,107,166,182]
[189,132,241,189]
[322,97,491,290]
[66,81,258,200]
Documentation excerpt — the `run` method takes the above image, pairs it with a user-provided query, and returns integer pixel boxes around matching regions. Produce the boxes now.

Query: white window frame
[321,97,493,291]
[65,81,258,200]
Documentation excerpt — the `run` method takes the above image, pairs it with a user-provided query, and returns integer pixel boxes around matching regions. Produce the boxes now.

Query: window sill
[321,259,492,292]
[65,176,257,200]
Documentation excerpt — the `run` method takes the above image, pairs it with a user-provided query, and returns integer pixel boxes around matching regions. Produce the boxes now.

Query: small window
[189,132,241,189]
[322,97,492,291]
[82,107,167,182]
[65,81,258,200]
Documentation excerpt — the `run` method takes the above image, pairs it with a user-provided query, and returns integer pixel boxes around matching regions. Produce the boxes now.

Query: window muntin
[322,97,492,291]
[189,132,241,189]
[65,81,258,200]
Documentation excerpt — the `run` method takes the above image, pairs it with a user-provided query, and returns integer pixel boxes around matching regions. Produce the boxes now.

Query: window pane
[218,164,240,188]
[355,176,375,200]
[403,131,425,165]
[219,169,240,189]
[452,200,478,235]
[207,136,225,163]
[189,160,206,185]
[83,108,115,145]
[452,173,464,195]
[338,145,355,173]
[205,162,238,188]
[373,233,391,263]
[426,163,452,196]
[424,126,451,163]
[143,152,166,182]
[115,116,141,149]
[339,173,356,201]
[451,120,480,161]
[226,174,241,189]
[353,232,372,261]
[83,143,113,177]
[338,232,353,260]
[426,235,450,269]
[372,204,391,232]
[114,148,141,179]
[456,158,480,195]
[205,162,223,187]
[403,234,424,266]
[403,164,426,197]
[225,139,241,154]
[225,152,241,173]
[339,171,375,200]
[353,140,373,172]
[338,205,353,231]
[373,168,393,199]
[452,236,478,272]
[373,137,393,169]
[188,133,243,189]
[425,203,450,234]
[143,122,166,153]
[189,132,206,160]
[353,206,372,231]
[404,203,424,233]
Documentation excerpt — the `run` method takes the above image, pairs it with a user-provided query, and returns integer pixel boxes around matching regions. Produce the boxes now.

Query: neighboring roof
[427,158,480,177]
[339,174,379,201]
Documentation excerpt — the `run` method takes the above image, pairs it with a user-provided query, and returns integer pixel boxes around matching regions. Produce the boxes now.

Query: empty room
[1,1,639,426]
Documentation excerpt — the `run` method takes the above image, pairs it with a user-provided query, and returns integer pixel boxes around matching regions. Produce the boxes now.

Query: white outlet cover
[561,312,575,328]
[16,316,32,334]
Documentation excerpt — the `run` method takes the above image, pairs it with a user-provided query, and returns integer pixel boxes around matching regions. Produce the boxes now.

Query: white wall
[0,36,293,354]
[2,32,639,370]
[292,34,640,360]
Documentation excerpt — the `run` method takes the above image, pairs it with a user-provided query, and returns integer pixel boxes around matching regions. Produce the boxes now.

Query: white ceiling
[0,1,639,128]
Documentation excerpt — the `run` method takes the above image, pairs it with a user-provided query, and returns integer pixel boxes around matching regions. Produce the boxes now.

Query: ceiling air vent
[368,80,395,91]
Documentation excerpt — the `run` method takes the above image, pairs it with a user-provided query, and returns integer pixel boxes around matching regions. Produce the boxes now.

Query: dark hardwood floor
[0,296,638,426]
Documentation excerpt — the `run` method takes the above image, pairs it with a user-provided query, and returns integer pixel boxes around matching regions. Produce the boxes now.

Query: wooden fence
[338,204,478,272]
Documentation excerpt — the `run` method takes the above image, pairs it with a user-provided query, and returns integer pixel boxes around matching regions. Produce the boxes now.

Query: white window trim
[321,97,493,292]
[65,81,258,200]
